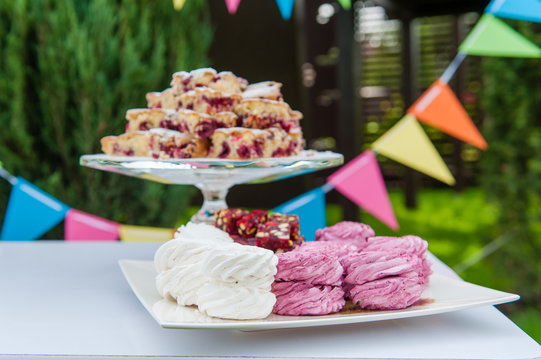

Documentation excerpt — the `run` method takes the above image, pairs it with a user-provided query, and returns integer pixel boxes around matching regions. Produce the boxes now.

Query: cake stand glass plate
[80,150,343,223]
[119,259,519,331]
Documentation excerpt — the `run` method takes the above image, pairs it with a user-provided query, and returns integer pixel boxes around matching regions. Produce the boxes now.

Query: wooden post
[401,16,418,209]
[336,4,361,221]
[452,15,464,192]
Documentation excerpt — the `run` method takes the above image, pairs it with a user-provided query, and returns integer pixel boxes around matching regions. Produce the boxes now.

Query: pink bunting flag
[64,209,120,241]
[225,0,242,14]
[327,150,398,230]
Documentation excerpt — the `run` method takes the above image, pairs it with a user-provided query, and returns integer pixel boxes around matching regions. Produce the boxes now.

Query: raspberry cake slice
[233,98,302,132]
[207,128,271,159]
[101,129,207,159]
[166,110,238,139]
[146,88,179,110]
[267,127,305,157]
[125,108,175,132]
[207,127,303,159]
[171,68,248,95]
[126,108,238,139]
[242,81,283,101]
[177,88,243,115]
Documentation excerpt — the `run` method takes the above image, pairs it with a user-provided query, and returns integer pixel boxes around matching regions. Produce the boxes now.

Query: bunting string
[2,0,541,240]
[0,167,17,186]
[271,0,541,232]
[439,52,467,84]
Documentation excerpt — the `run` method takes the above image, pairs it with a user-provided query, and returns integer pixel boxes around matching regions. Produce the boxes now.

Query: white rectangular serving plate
[119,259,519,331]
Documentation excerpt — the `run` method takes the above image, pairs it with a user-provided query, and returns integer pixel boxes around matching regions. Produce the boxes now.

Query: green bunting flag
[459,14,541,58]
[337,0,351,10]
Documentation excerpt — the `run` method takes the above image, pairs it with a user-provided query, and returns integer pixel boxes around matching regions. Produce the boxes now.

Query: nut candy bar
[231,235,258,246]
[269,213,301,241]
[237,214,259,237]
[256,222,293,251]
[235,209,269,237]
[214,208,249,235]
[250,209,269,224]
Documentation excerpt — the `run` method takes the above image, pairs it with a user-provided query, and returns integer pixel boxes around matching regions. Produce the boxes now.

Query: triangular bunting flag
[337,0,351,10]
[0,177,70,240]
[372,115,456,185]
[64,209,119,241]
[409,79,488,150]
[327,150,398,230]
[275,0,295,20]
[119,225,175,242]
[273,187,326,241]
[172,0,186,11]
[486,0,541,23]
[459,14,541,57]
[225,0,242,14]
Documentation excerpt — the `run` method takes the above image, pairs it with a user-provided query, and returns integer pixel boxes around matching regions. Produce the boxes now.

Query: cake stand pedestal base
[192,184,231,224]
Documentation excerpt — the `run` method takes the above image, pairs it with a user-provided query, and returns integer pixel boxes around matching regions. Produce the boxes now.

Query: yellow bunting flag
[372,115,456,185]
[119,225,175,242]
[173,0,186,11]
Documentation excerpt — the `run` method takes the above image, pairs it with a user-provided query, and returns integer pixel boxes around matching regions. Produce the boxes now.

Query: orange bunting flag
[409,79,487,150]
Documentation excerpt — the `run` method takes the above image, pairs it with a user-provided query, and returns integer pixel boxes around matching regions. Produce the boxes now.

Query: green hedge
[0,0,212,235]
[480,20,541,310]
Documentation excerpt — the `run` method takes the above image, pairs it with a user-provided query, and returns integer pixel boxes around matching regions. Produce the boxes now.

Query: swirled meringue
[342,250,423,285]
[364,235,428,256]
[155,263,208,306]
[275,251,343,286]
[154,222,233,273]
[154,222,279,320]
[197,280,276,320]
[347,276,425,310]
[315,221,375,245]
[202,243,278,289]
[154,239,215,273]
[364,235,432,283]
[174,222,233,243]
[272,281,345,315]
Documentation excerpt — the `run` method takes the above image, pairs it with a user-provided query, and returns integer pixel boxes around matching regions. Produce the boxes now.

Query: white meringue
[174,222,233,243]
[197,280,276,320]
[202,243,278,290]
[154,221,278,320]
[155,263,208,306]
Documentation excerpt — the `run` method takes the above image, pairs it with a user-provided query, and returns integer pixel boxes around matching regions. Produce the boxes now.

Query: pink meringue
[364,236,432,283]
[315,221,375,246]
[364,235,428,256]
[347,276,425,310]
[272,281,345,315]
[276,251,343,286]
[293,240,362,259]
[342,250,424,285]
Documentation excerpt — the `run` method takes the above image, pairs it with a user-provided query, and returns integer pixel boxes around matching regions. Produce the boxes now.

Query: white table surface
[0,241,539,360]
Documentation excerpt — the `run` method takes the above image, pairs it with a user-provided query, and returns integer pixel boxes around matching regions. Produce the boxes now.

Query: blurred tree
[0,0,212,236]
[480,20,541,310]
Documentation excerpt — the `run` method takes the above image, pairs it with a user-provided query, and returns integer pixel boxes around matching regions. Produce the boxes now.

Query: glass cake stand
[80,150,343,223]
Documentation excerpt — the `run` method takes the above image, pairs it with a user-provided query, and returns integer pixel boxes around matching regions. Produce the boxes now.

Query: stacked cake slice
[101,68,305,159]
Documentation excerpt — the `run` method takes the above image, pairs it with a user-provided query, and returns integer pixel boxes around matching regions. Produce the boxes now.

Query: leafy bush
[0,0,212,235]
[480,20,541,310]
